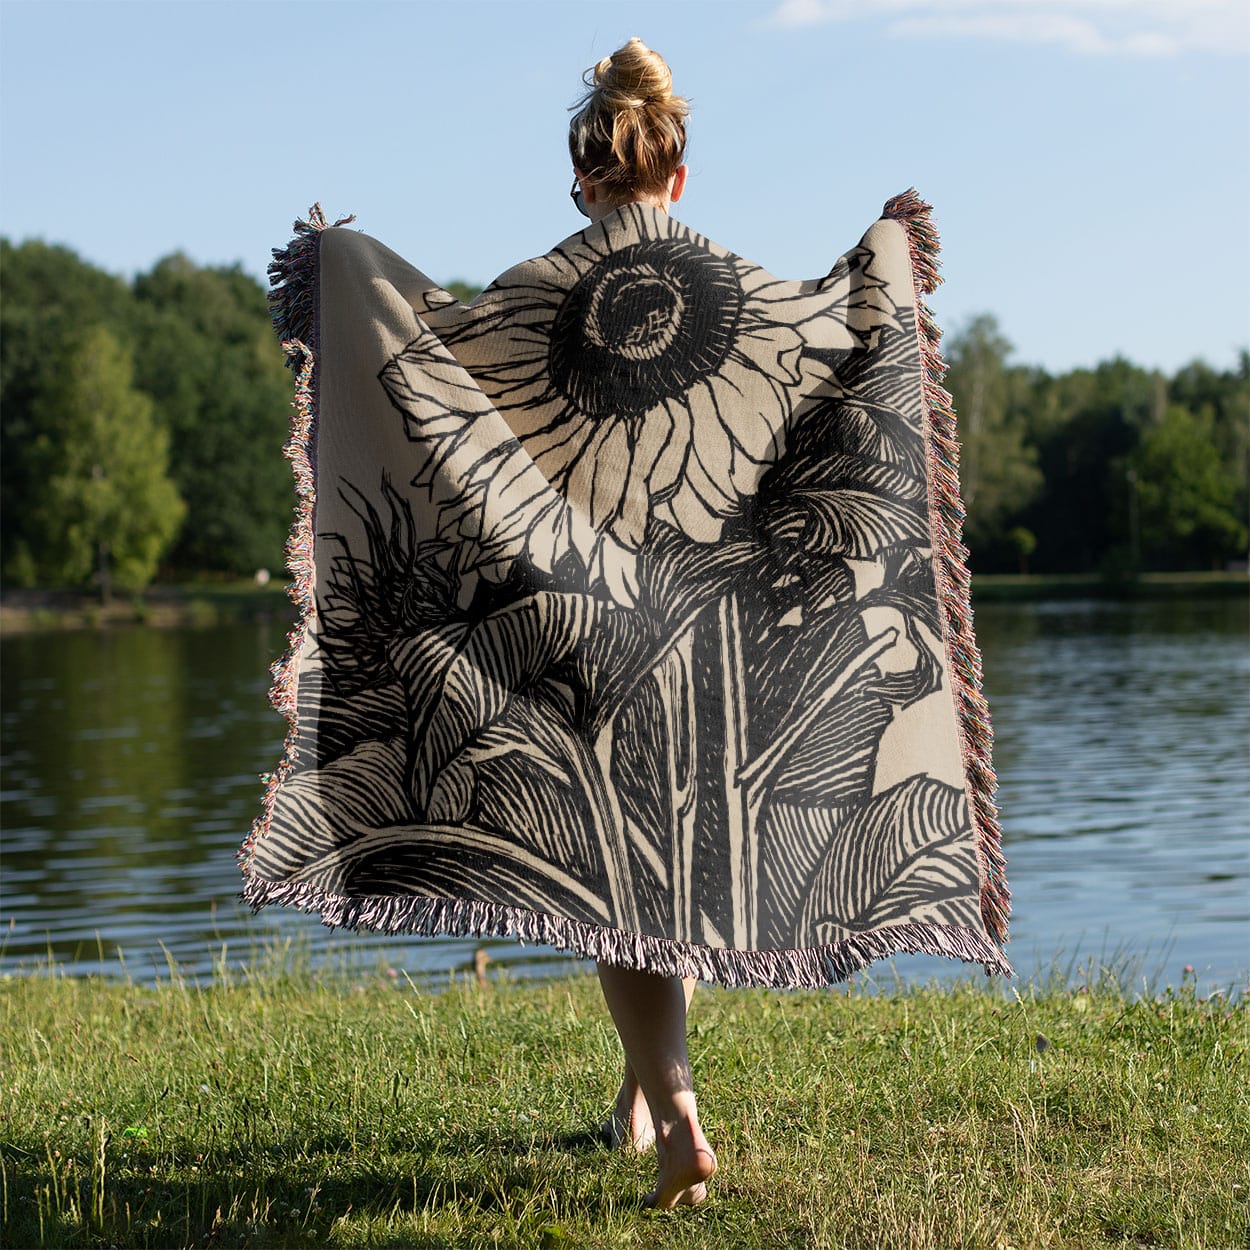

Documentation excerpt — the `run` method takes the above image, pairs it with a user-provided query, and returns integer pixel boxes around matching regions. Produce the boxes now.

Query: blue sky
[2,0,1246,374]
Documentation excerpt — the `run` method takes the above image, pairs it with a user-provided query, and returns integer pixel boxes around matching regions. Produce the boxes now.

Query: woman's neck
[587,193,669,225]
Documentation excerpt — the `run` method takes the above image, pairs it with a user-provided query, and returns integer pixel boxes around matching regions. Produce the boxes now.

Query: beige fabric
[241,200,1011,986]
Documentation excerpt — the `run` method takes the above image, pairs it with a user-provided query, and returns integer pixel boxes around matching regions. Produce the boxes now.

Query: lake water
[2,597,1247,993]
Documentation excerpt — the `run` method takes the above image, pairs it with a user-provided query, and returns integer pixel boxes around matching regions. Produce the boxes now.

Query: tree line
[1,239,1245,595]
[945,315,1247,575]
[2,240,295,595]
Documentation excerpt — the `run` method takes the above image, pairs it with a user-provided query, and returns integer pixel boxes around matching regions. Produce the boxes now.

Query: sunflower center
[585,267,684,360]
[550,239,744,420]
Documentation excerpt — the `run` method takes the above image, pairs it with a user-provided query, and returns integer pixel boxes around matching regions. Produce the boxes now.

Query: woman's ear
[575,169,599,206]
[669,164,688,203]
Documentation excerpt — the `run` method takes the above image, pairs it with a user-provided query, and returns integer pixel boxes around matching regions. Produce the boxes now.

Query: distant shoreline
[0,570,1245,634]
[968,569,1248,602]
[0,582,292,634]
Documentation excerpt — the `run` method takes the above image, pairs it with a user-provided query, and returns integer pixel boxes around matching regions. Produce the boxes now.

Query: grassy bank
[1,571,1245,633]
[0,582,292,634]
[1,966,1245,1249]
[970,570,1248,603]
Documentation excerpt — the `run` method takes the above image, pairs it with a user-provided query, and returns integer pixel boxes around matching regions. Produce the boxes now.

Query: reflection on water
[0,623,583,986]
[964,596,1249,992]
[2,597,1247,990]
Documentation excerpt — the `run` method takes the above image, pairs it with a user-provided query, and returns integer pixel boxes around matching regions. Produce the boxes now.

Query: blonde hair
[568,38,688,199]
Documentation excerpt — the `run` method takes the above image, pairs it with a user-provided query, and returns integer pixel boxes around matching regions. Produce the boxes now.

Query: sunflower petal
[664,481,724,544]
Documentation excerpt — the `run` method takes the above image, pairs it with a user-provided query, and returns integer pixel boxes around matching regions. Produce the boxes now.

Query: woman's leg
[596,964,717,1208]
[602,976,696,1151]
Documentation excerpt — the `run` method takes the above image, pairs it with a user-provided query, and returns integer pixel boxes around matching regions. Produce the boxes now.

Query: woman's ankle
[649,1089,701,1135]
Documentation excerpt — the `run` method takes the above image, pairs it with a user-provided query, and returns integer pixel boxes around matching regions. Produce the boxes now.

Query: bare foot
[644,1117,717,1210]
[601,1078,655,1151]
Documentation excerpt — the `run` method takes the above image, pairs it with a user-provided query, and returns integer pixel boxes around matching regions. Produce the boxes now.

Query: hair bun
[595,36,673,109]
[569,38,689,198]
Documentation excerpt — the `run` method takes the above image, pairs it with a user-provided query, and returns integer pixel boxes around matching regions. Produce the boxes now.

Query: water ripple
[1,600,1246,991]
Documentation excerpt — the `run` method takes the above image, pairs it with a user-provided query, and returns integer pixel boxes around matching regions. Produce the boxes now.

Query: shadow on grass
[4,1125,637,1249]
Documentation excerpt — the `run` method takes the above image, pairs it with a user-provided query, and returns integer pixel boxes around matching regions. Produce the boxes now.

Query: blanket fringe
[883,188,1010,946]
[266,203,355,359]
[239,205,350,874]
[240,873,1013,988]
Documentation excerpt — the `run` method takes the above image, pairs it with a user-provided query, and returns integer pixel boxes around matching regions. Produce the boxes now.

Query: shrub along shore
[1,570,1245,635]
[1,964,1245,1249]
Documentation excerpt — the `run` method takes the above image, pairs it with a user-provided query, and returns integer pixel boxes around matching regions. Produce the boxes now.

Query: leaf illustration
[401,590,606,812]
[759,454,928,559]
[767,683,894,806]
[305,823,613,928]
[851,549,947,712]
[380,588,655,927]
[386,621,472,768]
[796,775,982,943]
[294,670,408,768]
[859,546,941,639]
[639,523,764,633]
[758,800,843,947]
[258,714,615,925]
[820,310,925,434]
[425,761,475,824]
[253,737,412,879]
[738,612,899,805]
[788,394,921,476]
[867,615,943,712]
[317,477,461,695]
[446,701,607,885]
[795,554,858,617]
[608,671,677,925]
[552,604,665,738]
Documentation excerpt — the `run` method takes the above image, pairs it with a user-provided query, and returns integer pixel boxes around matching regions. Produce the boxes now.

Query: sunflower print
[245,195,1012,989]
[379,204,899,605]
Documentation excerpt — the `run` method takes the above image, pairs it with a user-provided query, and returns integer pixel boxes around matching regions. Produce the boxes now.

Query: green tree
[1,239,139,580]
[943,315,1042,562]
[1129,405,1246,570]
[26,327,185,596]
[1006,526,1037,574]
[1169,353,1250,536]
[1023,357,1163,572]
[444,279,483,303]
[131,256,293,574]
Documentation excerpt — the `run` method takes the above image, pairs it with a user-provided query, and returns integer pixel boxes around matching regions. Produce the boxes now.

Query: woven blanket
[239,192,1011,987]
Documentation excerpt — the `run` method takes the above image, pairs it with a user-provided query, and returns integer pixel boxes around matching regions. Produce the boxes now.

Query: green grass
[1,962,1246,1249]
[3,570,1245,634]
[970,571,1248,602]
[0,581,292,633]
